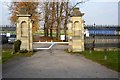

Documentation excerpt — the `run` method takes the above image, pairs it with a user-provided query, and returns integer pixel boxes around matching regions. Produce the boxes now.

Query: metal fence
[0,25,16,31]
[84,25,120,49]
[84,35,120,49]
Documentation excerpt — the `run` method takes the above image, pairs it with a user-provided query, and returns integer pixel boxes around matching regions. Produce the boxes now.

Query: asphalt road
[2,45,119,78]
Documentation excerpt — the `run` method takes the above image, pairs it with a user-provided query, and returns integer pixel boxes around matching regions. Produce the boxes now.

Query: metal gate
[33,42,69,50]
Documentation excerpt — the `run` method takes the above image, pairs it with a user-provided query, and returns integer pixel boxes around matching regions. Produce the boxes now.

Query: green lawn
[2,50,14,63]
[79,51,120,72]
[2,50,35,63]
[0,56,2,64]
[0,31,16,34]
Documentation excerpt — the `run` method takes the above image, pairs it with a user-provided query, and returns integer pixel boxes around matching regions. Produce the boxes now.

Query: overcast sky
[118,1,120,26]
[79,1,118,25]
[0,0,119,26]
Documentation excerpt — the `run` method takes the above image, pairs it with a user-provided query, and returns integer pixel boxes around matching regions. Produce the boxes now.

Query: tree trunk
[44,24,46,36]
[57,2,64,40]
[50,2,55,38]
[50,29,52,37]
[44,2,49,37]
[44,24,49,37]
[56,2,59,39]
[64,1,69,41]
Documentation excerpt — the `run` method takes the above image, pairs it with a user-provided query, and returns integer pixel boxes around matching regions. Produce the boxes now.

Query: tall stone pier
[16,14,33,51]
[68,8,85,52]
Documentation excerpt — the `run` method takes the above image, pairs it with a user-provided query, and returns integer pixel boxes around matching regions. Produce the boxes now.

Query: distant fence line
[0,25,16,31]
[0,25,120,32]
[84,35,120,49]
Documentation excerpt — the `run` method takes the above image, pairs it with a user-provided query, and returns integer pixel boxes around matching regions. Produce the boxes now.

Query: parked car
[8,34,16,44]
[0,34,8,44]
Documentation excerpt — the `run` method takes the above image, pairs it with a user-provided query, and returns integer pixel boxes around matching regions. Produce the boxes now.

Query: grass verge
[66,50,120,72]
[2,50,36,63]
[2,50,14,63]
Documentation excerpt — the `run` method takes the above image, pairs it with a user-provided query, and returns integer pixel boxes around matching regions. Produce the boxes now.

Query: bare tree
[42,0,88,39]
[64,0,69,41]
[44,2,49,37]
[50,2,55,37]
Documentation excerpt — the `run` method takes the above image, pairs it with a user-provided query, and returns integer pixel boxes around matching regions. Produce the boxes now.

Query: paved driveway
[2,45,119,78]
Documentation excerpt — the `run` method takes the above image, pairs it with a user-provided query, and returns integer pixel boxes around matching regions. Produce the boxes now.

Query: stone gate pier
[16,14,33,51]
[68,8,85,52]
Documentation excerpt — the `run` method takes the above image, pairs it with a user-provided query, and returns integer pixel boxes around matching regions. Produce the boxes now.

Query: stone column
[68,8,85,52]
[16,14,33,51]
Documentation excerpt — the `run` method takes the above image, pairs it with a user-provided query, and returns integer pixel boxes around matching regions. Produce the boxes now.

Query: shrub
[13,40,21,53]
